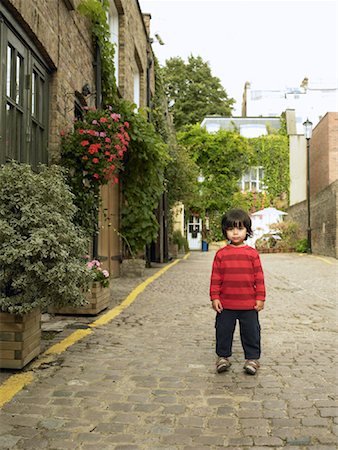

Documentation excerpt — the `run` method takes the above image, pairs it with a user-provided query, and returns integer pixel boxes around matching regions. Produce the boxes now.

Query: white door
[187,216,202,250]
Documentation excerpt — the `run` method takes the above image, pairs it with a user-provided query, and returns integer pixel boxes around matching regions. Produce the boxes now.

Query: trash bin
[202,240,209,252]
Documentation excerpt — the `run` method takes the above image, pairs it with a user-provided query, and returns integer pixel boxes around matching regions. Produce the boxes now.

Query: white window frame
[133,67,140,109]
[108,2,119,86]
[239,166,265,192]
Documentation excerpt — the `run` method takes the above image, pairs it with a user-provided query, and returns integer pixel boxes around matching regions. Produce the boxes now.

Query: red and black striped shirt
[210,245,266,310]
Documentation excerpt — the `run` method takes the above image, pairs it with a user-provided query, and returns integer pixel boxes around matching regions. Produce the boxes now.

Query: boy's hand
[211,299,223,313]
[254,300,265,312]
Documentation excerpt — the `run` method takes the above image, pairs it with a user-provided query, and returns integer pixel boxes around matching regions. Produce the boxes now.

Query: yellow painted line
[298,253,335,265]
[313,256,334,265]
[0,254,189,408]
[0,373,34,408]
[44,329,93,355]
[90,256,187,328]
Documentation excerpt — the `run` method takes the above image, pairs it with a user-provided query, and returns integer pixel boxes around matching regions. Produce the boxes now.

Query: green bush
[295,238,308,253]
[0,161,91,314]
[171,230,189,252]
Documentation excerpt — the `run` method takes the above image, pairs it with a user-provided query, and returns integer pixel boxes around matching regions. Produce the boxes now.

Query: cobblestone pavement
[0,251,337,449]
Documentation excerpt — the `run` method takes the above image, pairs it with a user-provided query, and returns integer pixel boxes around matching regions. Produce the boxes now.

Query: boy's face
[226,226,247,246]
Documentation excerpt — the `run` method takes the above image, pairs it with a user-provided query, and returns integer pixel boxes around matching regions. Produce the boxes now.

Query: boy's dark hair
[221,209,253,239]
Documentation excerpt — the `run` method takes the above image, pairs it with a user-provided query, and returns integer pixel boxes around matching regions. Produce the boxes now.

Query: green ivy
[116,101,169,255]
[249,134,289,201]
[77,1,170,256]
[78,0,117,101]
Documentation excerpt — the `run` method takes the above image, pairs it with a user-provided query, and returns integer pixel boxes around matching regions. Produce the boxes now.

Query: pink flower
[124,121,130,129]
[92,120,98,125]
[80,140,90,146]
[93,173,100,179]
[92,158,99,164]
[110,113,120,122]
[102,270,109,278]
[99,117,108,123]
[79,129,85,134]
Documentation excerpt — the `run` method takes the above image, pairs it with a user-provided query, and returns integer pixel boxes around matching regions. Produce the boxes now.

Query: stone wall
[118,0,154,104]
[287,180,338,258]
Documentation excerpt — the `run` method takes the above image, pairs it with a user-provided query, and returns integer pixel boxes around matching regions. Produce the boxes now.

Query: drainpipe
[92,40,102,259]
[145,54,153,265]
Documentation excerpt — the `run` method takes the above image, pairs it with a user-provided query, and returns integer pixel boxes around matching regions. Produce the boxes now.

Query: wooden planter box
[0,308,41,369]
[49,283,110,316]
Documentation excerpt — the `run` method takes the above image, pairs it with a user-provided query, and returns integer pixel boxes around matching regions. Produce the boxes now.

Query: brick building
[287,112,338,258]
[0,0,156,275]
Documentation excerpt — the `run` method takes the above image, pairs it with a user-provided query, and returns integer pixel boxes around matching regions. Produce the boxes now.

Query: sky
[138,0,338,114]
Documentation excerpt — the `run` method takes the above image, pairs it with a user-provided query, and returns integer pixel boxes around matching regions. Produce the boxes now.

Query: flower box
[0,308,41,369]
[49,283,110,316]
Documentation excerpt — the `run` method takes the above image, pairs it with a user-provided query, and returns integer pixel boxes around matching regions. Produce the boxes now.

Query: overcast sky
[138,0,338,114]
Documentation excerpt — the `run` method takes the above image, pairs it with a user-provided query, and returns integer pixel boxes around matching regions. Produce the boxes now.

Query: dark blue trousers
[215,309,261,360]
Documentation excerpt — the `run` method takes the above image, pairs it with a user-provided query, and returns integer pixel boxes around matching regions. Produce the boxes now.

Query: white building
[242,78,338,133]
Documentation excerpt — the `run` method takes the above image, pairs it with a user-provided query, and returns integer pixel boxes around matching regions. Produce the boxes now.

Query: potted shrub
[170,230,188,258]
[49,259,110,315]
[0,161,91,369]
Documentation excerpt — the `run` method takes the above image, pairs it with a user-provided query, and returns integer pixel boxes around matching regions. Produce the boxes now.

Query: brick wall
[310,112,338,197]
[287,180,338,258]
[5,0,96,161]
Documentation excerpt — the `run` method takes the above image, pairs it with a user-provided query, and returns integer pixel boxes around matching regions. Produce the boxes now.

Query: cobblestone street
[0,251,337,449]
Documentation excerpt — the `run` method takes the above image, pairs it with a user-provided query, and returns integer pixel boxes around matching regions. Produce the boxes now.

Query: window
[108,2,119,86]
[133,68,140,109]
[0,10,50,168]
[239,166,265,192]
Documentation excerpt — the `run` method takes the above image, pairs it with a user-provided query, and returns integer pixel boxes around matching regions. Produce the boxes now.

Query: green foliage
[163,56,235,131]
[0,162,91,314]
[116,100,170,255]
[78,0,117,101]
[151,61,200,213]
[178,125,252,212]
[171,230,188,252]
[249,134,289,201]
[295,238,308,253]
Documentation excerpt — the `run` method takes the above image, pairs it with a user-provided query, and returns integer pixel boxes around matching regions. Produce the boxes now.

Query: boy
[210,209,266,375]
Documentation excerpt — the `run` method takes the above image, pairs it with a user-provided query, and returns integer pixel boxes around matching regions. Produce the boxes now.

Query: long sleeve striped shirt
[210,245,266,310]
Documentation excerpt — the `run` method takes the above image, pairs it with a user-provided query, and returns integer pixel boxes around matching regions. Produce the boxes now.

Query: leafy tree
[163,56,235,131]
[152,60,200,211]
[178,125,252,213]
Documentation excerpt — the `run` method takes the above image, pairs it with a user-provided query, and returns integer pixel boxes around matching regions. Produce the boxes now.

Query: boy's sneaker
[243,360,260,375]
[216,357,231,373]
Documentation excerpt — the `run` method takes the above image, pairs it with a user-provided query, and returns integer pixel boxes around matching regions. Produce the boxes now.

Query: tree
[152,59,200,211]
[178,125,252,213]
[163,56,235,131]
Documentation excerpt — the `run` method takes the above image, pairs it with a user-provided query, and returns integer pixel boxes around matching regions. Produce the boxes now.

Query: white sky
[138,0,338,114]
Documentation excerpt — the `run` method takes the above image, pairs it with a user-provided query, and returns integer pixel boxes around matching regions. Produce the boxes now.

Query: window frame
[239,166,265,193]
[0,6,50,168]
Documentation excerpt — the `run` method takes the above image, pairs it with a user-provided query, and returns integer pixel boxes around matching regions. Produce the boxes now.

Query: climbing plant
[76,1,170,255]
[78,0,117,101]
